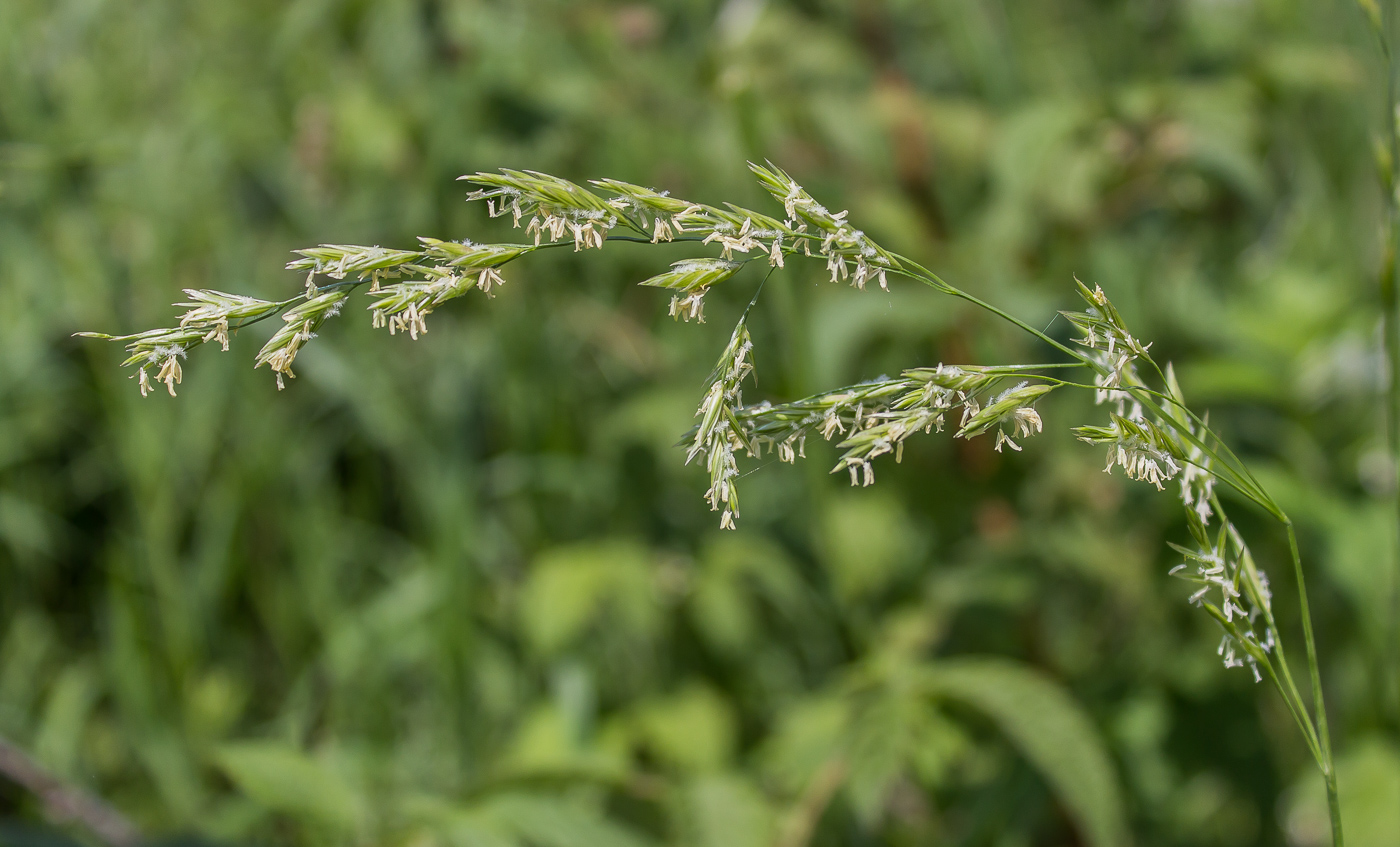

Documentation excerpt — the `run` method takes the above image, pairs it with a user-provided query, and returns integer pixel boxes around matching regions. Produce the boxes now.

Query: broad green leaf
[395,793,522,847]
[439,822,523,847]
[1316,499,1393,647]
[1257,44,1361,96]
[843,685,964,824]
[921,658,1128,847]
[0,612,56,722]
[213,742,365,831]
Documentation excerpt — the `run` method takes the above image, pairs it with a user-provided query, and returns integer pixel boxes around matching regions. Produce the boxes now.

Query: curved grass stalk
[889,251,1340,845]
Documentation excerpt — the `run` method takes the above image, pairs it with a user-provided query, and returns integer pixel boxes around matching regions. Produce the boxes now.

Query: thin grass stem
[1286,522,1341,845]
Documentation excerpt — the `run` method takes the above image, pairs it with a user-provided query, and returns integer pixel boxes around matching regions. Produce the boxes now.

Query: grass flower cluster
[81,163,1345,845]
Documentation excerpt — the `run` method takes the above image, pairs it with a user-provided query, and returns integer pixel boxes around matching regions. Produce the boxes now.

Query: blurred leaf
[630,683,736,773]
[184,669,247,742]
[678,773,774,847]
[1284,736,1400,847]
[520,541,659,656]
[922,97,996,171]
[395,793,521,847]
[213,742,365,832]
[806,288,956,387]
[689,534,808,655]
[760,696,849,794]
[34,661,98,779]
[1320,501,1393,645]
[326,568,443,682]
[843,691,937,824]
[1173,79,1268,204]
[1258,44,1362,95]
[818,491,918,604]
[982,99,1099,251]
[500,703,626,780]
[0,490,56,563]
[476,793,655,847]
[922,658,1128,847]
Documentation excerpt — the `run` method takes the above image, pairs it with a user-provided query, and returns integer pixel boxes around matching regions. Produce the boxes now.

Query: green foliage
[214,743,365,833]
[520,541,661,657]
[1284,736,1400,847]
[922,658,1129,847]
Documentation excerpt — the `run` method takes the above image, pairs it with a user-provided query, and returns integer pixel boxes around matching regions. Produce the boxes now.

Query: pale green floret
[955,382,1055,440]
[590,178,698,216]
[417,238,530,268]
[286,244,424,292]
[462,169,619,249]
[254,289,349,390]
[590,178,703,243]
[176,290,281,327]
[173,290,282,352]
[1073,414,1183,490]
[687,321,756,530]
[638,258,743,322]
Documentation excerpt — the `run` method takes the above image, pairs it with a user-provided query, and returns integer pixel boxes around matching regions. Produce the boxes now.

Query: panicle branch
[638,258,744,323]
[286,244,424,291]
[1060,281,1282,684]
[76,290,282,396]
[723,365,1055,490]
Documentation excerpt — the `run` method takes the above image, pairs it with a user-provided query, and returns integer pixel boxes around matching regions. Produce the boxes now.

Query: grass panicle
[80,162,1345,845]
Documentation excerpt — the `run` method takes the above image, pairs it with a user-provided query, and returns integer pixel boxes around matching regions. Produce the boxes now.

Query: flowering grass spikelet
[462,169,619,250]
[591,178,703,243]
[687,319,756,529]
[716,365,1054,491]
[749,161,899,289]
[254,289,349,390]
[638,258,743,323]
[286,244,425,294]
[75,325,219,397]
[1074,414,1183,490]
[956,381,1056,444]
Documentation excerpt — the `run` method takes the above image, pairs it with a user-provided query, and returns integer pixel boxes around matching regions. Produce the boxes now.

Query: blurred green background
[2,0,1399,845]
